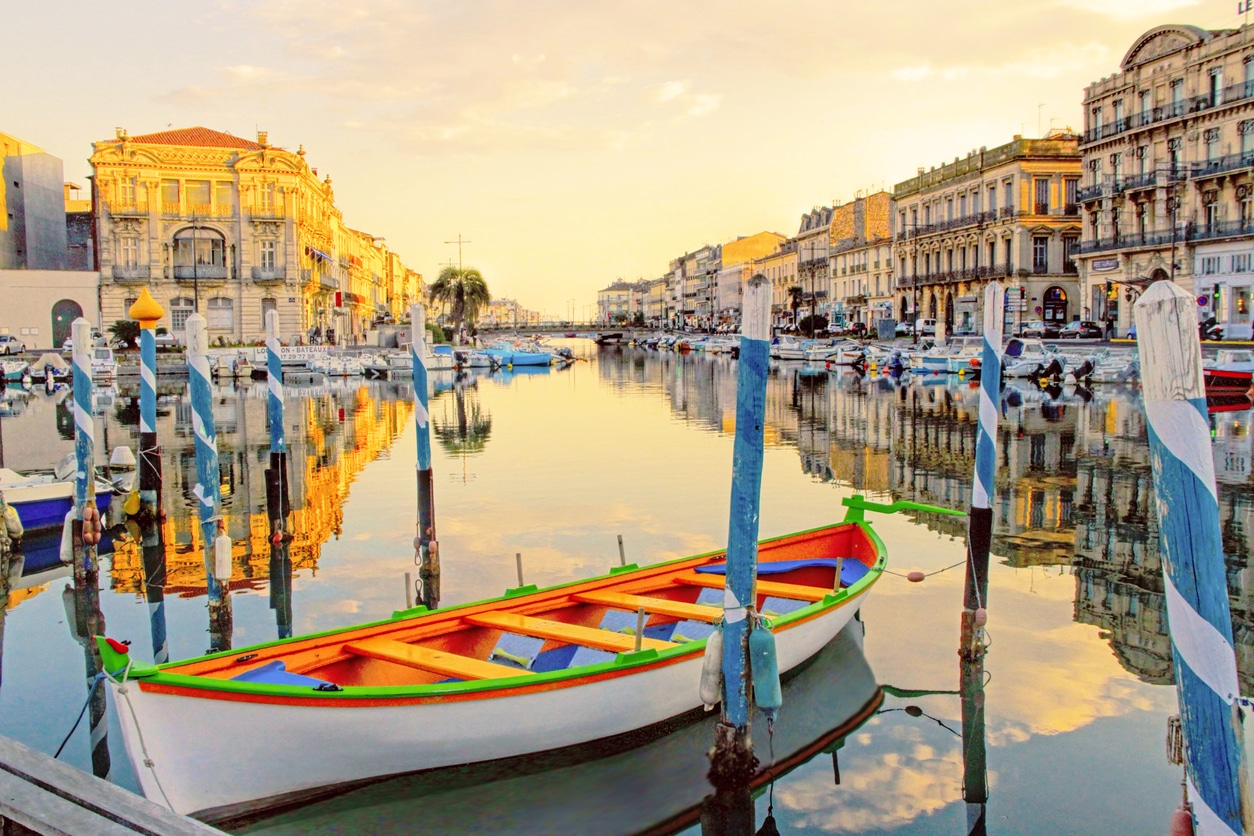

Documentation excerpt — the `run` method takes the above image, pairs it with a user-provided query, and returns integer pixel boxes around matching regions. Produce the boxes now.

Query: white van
[915,318,937,336]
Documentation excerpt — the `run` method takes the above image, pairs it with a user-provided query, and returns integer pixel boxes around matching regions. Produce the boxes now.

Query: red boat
[1203,366,1253,391]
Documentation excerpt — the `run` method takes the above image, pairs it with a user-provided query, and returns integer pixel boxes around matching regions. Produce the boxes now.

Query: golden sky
[1,0,1237,316]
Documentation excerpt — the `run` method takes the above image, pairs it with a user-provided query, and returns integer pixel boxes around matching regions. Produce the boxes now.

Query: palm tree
[787,285,804,332]
[428,266,490,341]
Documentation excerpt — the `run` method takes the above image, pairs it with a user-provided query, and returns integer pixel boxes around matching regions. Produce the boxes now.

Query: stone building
[893,134,1082,337]
[90,127,422,346]
[1078,23,1254,338]
[754,240,799,329]
[829,192,894,330]
[0,130,68,270]
[795,207,832,327]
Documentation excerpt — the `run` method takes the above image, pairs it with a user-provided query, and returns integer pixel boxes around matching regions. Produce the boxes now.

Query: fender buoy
[974,607,988,627]
[1170,806,1194,836]
[907,571,926,583]
[699,624,724,708]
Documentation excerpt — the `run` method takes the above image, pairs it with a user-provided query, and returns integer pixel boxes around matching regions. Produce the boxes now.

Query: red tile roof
[127,127,264,150]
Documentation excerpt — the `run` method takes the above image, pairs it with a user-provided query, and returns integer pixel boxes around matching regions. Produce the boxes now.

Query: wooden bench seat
[674,573,829,602]
[466,611,677,653]
[343,637,531,681]
[574,590,721,623]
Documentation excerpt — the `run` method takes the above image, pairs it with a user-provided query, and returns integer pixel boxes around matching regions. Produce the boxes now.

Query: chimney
[257,130,269,147]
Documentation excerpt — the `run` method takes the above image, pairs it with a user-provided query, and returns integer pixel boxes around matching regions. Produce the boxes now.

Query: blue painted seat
[695,558,869,587]
[230,660,334,688]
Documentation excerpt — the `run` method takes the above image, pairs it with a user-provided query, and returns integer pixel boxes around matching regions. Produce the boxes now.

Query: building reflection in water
[101,379,414,628]
[601,348,1254,691]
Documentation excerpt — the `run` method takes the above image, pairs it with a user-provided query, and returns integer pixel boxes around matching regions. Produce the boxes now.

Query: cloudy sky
[2,0,1239,317]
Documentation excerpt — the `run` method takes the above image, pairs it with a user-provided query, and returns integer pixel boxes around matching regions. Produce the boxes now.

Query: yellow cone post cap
[129,288,165,329]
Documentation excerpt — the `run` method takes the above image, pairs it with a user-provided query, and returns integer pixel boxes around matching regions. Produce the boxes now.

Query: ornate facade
[893,134,1082,336]
[91,127,422,345]
[829,192,893,329]
[1078,24,1254,338]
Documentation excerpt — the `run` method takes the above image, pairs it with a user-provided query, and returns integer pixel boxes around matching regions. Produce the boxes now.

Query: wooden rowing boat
[96,496,955,819]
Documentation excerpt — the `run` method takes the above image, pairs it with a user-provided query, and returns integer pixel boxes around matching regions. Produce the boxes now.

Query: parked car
[915,318,937,336]
[1018,320,1060,339]
[153,332,180,349]
[894,321,914,337]
[1058,320,1103,339]
[0,335,25,355]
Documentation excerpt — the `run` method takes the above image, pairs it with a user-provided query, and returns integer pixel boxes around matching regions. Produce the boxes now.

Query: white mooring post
[1135,280,1251,835]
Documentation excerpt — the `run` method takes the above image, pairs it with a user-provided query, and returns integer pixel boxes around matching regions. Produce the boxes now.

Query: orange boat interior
[168,523,878,690]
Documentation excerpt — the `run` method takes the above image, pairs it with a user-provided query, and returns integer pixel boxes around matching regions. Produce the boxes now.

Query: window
[1004,180,1013,213]
[1242,186,1254,227]
[1064,178,1078,213]
[1110,152,1122,182]
[1034,178,1050,214]
[186,180,211,214]
[1139,89,1151,120]
[1033,236,1049,273]
[987,241,996,270]
[1136,145,1149,175]
[1210,68,1223,106]
[972,191,980,214]
[1246,56,1254,95]
[958,193,966,218]
[1113,99,1124,129]
[1205,194,1219,228]
[1091,106,1103,137]
[1003,238,1012,268]
[1233,253,1252,273]
[258,182,275,211]
[987,184,996,213]
[207,297,233,330]
[170,297,195,334]
[175,230,225,268]
[214,181,233,212]
[1171,79,1184,115]
[1063,236,1079,273]
[161,179,179,207]
[1242,120,1254,157]
[260,240,276,270]
[923,204,931,224]
[1089,157,1103,186]
[1205,128,1221,163]
[946,198,953,221]
[118,237,139,268]
[1136,202,1147,236]
[1198,256,1222,275]
[119,177,136,203]
[1111,207,1121,242]
[1168,138,1182,174]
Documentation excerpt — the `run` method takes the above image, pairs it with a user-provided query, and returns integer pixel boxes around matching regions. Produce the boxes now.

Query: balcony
[173,264,228,281]
[111,265,150,282]
[1192,151,1254,180]
[999,207,1016,220]
[1033,262,1049,274]
[1078,229,1177,254]
[1120,171,1157,192]
[1082,116,1133,144]
[1078,182,1105,202]
[252,266,286,284]
[845,294,867,306]
[160,203,235,219]
[106,200,149,217]
[251,204,286,220]
[1188,220,1254,242]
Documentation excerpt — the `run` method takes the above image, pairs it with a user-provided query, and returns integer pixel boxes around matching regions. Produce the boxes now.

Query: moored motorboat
[97,495,950,818]
[0,461,113,532]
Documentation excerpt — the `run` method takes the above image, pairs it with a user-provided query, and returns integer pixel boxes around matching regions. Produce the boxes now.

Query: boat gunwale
[109,520,885,704]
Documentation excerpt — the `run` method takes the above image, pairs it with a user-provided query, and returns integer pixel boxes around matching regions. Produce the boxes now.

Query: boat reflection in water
[228,623,880,836]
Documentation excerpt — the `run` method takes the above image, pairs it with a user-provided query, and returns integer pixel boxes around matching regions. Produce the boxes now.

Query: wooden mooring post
[186,313,232,653]
[411,304,440,610]
[130,290,169,664]
[709,273,771,791]
[264,310,294,639]
[1135,279,1251,835]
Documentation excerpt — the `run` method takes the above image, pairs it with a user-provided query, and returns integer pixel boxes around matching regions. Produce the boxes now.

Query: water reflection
[1,346,1249,832]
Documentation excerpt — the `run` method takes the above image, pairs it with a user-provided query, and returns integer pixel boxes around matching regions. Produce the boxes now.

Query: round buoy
[905,705,923,717]
[1171,806,1195,836]
[413,536,423,551]
[271,532,283,545]
[974,607,988,627]
[907,571,926,583]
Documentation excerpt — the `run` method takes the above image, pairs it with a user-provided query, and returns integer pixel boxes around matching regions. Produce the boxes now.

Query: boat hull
[111,582,871,817]
[5,483,112,531]
[1204,367,1253,390]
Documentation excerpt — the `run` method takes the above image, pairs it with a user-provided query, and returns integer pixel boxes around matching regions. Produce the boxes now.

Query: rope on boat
[100,659,178,812]
[54,672,105,759]
[883,559,965,580]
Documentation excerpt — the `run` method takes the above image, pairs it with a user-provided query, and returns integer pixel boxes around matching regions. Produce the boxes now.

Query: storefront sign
[1091,258,1119,273]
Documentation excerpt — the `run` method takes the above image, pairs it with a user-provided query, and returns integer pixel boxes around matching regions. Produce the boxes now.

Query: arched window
[207,297,234,330]
[173,227,226,278]
[1043,286,1068,323]
[170,297,195,334]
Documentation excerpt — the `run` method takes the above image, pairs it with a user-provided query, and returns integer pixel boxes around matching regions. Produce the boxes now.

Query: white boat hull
[110,589,868,817]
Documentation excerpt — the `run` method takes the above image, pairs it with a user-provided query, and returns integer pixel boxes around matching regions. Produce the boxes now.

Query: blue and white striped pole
[1136,280,1250,836]
[964,282,1004,620]
[266,310,285,458]
[70,318,97,579]
[411,304,439,609]
[711,273,771,788]
[186,313,229,646]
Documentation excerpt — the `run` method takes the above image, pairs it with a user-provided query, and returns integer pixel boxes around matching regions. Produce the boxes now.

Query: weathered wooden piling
[1135,280,1251,835]
[129,290,169,664]
[0,489,14,691]
[710,273,771,790]
[411,304,440,610]
[186,313,232,652]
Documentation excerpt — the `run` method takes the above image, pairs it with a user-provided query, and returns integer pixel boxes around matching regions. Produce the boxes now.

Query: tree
[108,319,140,349]
[428,266,490,340]
[787,285,804,330]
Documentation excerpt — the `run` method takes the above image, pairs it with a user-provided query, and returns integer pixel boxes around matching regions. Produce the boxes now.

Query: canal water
[0,341,1247,834]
